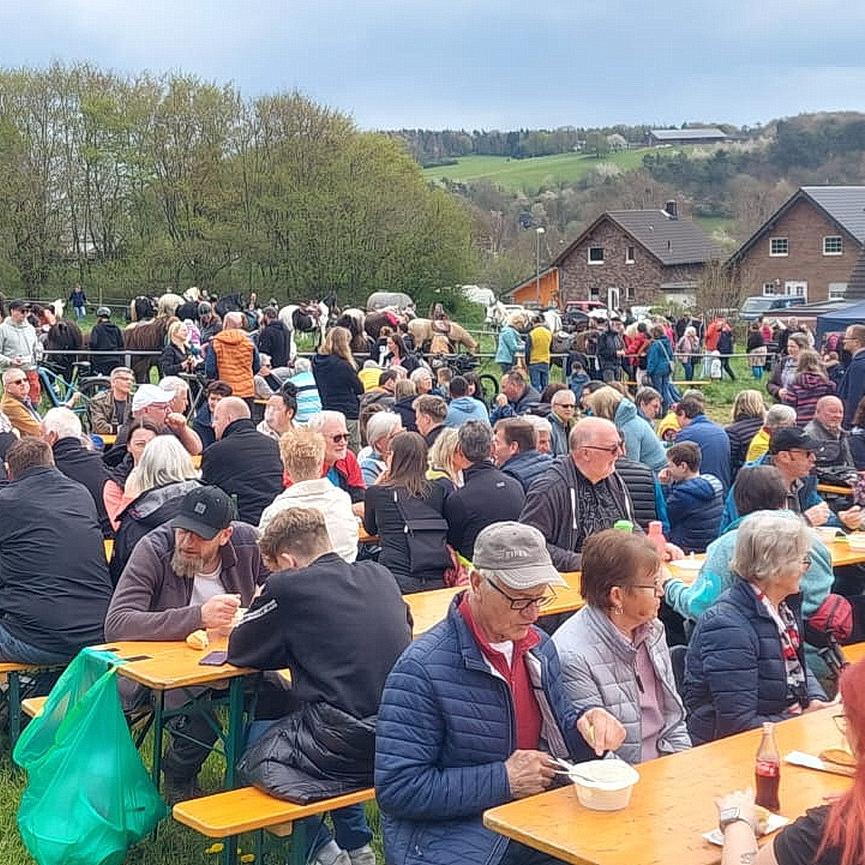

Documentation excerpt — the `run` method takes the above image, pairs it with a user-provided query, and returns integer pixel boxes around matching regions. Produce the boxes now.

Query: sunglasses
[330,433,350,443]
[583,440,625,456]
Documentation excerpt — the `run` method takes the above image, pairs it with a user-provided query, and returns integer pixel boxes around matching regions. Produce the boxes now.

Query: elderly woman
[553,530,690,764]
[588,385,667,472]
[359,411,402,485]
[684,511,829,744]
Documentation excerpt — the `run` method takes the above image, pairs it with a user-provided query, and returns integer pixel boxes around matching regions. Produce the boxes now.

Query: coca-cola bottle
[755,722,781,812]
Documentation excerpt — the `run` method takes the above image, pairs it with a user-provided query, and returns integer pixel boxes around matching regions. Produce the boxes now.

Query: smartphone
[198,650,228,666]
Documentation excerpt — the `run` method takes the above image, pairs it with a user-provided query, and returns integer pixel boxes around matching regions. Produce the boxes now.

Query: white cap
[132,383,173,413]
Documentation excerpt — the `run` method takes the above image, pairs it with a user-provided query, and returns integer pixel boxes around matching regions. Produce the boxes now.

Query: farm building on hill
[507,201,720,309]
[727,186,865,304]
[646,127,731,146]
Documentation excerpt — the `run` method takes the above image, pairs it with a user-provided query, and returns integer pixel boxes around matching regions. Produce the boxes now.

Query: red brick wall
[735,198,861,302]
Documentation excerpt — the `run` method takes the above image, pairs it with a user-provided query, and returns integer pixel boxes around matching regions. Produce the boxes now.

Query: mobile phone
[198,650,228,666]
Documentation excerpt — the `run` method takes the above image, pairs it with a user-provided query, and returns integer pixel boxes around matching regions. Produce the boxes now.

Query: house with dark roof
[646,128,731,146]
[507,201,721,309]
[727,186,865,304]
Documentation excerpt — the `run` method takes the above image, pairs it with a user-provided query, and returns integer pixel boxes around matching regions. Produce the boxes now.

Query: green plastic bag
[13,648,168,865]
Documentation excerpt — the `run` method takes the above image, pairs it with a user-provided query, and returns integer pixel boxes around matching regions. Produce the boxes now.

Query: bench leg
[288,821,307,865]
[151,691,165,790]
[225,676,245,789]
[8,671,21,750]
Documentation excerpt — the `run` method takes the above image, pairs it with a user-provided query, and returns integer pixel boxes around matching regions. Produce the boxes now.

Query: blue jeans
[73,306,85,320]
[246,719,372,856]
[528,363,549,392]
[0,623,70,665]
[681,360,694,381]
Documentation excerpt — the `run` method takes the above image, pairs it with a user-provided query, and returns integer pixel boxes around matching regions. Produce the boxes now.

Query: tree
[584,132,611,159]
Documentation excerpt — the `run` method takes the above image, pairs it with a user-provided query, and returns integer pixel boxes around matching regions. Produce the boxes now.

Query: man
[192,380,233,449]
[230,508,411,865]
[444,421,525,559]
[493,418,552,493]
[197,301,222,345]
[661,441,724,554]
[359,411,402,486]
[308,410,366,507]
[105,485,267,801]
[375,521,626,865]
[87,306,125,375]
[673,394,731,490]
[746,403,797,463]
[88,366,135,434]
[0,299,41,402]
[597,316,625,382]
[205,310,260,402]
[413,394,448,448]
[524,414,554,456]
[201,396,283,525]
[257,387,296,440]
[0,367,42,437]
[839,324,865,428]
[490,370,541,423]
[43,407,112,537]
[159,375,192,416]
[548,389,577,456]
[260,428,358,562]
[525,315,552,392]
[257,306,290,369]
[0,438,112,663]
[445,375,489,428]
[113,383,202,456]
[805,395,855,475]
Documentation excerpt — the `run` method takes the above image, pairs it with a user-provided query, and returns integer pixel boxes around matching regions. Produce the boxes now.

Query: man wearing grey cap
[375,521,625,865]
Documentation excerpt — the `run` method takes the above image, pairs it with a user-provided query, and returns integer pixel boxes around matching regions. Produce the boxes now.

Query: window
[769,237,788,257]
[829,282,848,300]
[823,236,843,255]
[589,286,600,299]
[625,285,634,301]
[588,246,604,264]
[625,246,635,264]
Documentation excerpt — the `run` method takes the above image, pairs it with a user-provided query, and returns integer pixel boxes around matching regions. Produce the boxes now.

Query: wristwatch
[718,807,755,834]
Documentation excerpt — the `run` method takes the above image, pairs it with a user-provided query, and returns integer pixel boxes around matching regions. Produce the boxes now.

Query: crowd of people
[2,296,865,865]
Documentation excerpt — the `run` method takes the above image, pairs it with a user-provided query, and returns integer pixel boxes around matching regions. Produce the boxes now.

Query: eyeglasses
[582,440,625,456]
[485,578,556,611]
[556,402,577,409]
[330,433,350,443]
[801,554,813,567]
[624,575,664,594]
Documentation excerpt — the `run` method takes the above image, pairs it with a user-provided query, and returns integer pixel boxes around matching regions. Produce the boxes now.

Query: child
[436,366,453,399]
[568,361,590,404]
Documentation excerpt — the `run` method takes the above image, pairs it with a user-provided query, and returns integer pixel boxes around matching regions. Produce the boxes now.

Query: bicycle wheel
[478,373,499,404]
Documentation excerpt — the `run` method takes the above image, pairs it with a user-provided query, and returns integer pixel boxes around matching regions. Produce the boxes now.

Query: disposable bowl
[570,760,640,811]
[847,533,865,550]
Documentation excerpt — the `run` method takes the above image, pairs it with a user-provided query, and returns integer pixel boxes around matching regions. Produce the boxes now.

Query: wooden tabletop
[100,433,117,446]
[843,641,865,665]
[817,482,853,496]
[827,538,865,567]
[484,708,850,865]
[93,639,252,690]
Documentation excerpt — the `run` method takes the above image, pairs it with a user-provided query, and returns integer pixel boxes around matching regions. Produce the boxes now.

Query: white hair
[366,411,402,446]
[410,367,432,383]
[135,436,200,492]
[293,357,312,373]
[158,375,189,395]
[765,404,796,430]
[731,511,811,585]
[523,414,552,434]
[308,410,346,432]
[42,407,82,440]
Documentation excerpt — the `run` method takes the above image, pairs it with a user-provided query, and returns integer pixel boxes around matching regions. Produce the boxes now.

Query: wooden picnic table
[826,537,865,568]
[817,482,853,496]
[484,707,849,865]
[99,433,117,446]
[843,641,865,665]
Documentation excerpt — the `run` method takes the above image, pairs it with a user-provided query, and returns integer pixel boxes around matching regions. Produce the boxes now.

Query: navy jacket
[500,448,553,493]
[684,580,825,744]
[674,414,732,491]
[839,349,865,427]
[665,473,724,553]
[375,597,594,865]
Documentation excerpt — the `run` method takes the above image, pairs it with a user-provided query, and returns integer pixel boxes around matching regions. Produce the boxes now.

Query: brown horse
[408,318,478,353]
[124,316,176,383]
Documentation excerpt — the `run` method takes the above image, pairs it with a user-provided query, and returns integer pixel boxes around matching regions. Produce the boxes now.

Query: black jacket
[258,320,290,369]
[0,466,112,657]
[725,416,764,478]
[52,437,113,537]
[311,354,364,419]
[201,418,283,525]
[159,342,192,377]
[614,457,658,531]
[392,396,417,432]
[88,321,125,375]
[443,461,525,559]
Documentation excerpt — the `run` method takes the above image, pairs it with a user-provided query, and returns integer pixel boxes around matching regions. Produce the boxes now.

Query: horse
[407,318,478,353]
[334,308,374,355]
[157,292,184,318]
[124,315,177,383]
[462,285,497,307]
[278,300,329,359]
[45,319,84,380]
[364,308,405,341]
[129,295,158,323]
[366,291,415,313]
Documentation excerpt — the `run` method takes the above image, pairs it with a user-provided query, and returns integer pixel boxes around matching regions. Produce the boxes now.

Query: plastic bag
[13,648,167,865]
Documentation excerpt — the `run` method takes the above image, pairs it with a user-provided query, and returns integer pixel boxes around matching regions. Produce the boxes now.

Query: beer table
[826,537,865,567]
[817,482,853,496]
[484,708,849,865]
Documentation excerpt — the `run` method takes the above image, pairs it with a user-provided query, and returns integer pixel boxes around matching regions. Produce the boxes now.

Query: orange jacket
[208,328,257,398]
[0,393,41,437]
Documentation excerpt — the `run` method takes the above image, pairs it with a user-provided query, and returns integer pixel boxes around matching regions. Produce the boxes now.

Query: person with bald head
[205,310,260,401]
[200,395,282,524]
[804,394,855,475]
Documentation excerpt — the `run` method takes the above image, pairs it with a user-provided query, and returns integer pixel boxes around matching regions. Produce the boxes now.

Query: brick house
[727,186,865,304]
[507,202,720,309]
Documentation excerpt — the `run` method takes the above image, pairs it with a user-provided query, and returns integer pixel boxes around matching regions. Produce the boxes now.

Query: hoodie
[783,372,836,426]
[445,396,490,428]
[614,398,667,472]
[664,473,725,553]
[0,318,40,370]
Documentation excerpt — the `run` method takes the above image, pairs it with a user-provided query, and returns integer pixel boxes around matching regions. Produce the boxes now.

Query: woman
[392,379,418,432]
[463,371,486,406]
[676,326,700,382]
[767,333,809,400]
[109,436,200,584]
[715,657,865,865]
[494,313,525,373]
[635,386,662,427]
[102,418,160,528]
[312,326,364,452]
[257,384,297,441]
[363,431,449,593]
[553,530,691,764]
[783,349,835,426]
[646,325,677,411]
[384,332,420,373]
[746,322,767,380]
[426,426,461,491]
[684,511,828,744]
[159,320,200,377]
[725,390,766,479]
[588,386,667,472]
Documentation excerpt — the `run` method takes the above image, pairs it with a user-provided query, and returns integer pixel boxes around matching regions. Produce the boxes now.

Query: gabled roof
[553,210,721,268]
[649,127,728,141]
[728,186,865,264]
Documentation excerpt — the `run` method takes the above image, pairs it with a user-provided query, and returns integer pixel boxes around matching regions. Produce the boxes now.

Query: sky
[1,0,865,131]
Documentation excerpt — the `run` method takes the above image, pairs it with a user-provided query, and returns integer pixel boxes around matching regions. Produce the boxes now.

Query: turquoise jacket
[494,326,525,365]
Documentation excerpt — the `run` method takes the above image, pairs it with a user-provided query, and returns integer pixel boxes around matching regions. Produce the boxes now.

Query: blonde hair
[394,379,417,399]
[279,428,326,482]
[797,349,827,378]
[320,326,357,369]
[427,426,460,484]
[587,386,625,421]
[732,389,766,422]
[167,320,187,344]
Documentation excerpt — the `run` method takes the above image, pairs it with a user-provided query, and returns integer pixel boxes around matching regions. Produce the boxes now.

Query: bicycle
[427,353,500,404]
[38,361,111,430]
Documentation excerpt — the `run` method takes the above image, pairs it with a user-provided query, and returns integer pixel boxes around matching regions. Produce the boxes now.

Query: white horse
[541,308,562,334]
[278,301,329,360]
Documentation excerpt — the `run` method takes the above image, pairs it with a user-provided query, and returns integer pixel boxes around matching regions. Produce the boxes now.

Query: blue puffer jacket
[684,580,825,744]
[494,326,525,366]
[501,449,554,493]
[664,473,725,553]
[375,597,594,865]
[614,398,667,472]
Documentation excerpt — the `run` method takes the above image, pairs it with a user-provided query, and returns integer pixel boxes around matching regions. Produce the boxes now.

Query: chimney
[664,199,678,220]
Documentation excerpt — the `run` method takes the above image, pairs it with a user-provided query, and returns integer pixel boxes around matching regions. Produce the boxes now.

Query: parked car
[738,295,806,321]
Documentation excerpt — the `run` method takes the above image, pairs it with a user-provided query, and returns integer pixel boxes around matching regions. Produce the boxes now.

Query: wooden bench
[21,696,46,719]
[0,661,43,747]
[174,786,376,865]
[671,380,711,387]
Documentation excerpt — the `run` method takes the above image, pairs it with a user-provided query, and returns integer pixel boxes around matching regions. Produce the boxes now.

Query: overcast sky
[1,0,864,130]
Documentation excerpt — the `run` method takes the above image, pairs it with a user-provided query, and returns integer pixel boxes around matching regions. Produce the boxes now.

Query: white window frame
[624,285,635,301]
[588,246,604,265]
[762,282,778,296]
[829,282,848,300]
[625,245,635,264]
[769,237,788,257]
[823,235,843,256]
[785,280,808,301]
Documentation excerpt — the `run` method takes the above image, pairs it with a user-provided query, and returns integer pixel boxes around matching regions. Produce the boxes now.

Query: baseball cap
[769,427,818,454]
[171,486,235,540]
[96,306,111,318]
[473,522,566,590]
[132,383,173,413]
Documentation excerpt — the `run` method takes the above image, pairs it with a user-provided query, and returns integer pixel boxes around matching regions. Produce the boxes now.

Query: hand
[657,467,671,485]
[503,749,555,798]
[664,542,684,562]
[11,356,22,366]
[804,502,830,527]
[840,506,864,531]
[778,388,788,401]
[495,394,508,407]
[165,412,187,431]
[714,788,756,830]
[803,698,837,713]
[577,707,626,757]
[200,593,241,629]
[65,392,82,407]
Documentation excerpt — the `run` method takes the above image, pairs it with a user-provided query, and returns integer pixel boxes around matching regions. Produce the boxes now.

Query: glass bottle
[755,722,781,812]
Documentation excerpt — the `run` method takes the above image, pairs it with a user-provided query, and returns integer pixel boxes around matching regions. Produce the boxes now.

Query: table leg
[8,671,21,750]
[288,821,307,865]
[151,691,165,790]
[224,676,245,789]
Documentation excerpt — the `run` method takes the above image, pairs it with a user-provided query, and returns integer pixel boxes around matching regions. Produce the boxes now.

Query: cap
[96,306,111,318]
[473,522,566,590]
[171,486,234,540]
[769,426,818,454]
[198,301,212,315]
[132,383,173,413]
